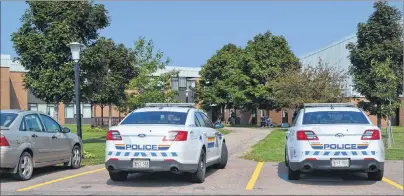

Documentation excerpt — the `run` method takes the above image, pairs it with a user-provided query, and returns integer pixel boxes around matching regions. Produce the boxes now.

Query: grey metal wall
[299,34,361,98]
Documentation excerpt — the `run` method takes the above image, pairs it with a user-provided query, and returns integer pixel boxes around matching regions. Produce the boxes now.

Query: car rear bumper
[105,159,199,173]
[0,147,19,169]
[289,159,384,172]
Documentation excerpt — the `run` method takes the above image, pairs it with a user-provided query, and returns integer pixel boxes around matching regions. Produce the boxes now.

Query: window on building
[187,79,195,89]
[83,104,92,118]
[65,104,74,118]
[179,77,186,88]
[37,104,47,113]
[171,78,179,90]
[65,104,91,118]
[28,104,38,111]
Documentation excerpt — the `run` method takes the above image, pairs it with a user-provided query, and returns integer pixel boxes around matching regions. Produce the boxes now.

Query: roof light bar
[303,103,355,108]
[145,103,196,108]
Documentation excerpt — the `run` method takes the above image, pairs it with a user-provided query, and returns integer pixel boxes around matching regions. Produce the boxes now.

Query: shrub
[85,127,106,132]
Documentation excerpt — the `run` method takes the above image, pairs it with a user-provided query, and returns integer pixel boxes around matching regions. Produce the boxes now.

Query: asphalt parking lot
[1,127,403,195]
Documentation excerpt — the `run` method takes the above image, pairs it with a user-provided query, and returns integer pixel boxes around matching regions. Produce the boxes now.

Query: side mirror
[281,123,290,128]
[214,123,223,129]
[61,127,70,133]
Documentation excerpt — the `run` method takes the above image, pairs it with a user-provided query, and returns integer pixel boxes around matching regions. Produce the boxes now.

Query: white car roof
[304,107,362,113]
[134,107,193,113]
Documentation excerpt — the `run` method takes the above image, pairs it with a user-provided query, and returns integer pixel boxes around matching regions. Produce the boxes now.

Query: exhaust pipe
[301,165,312,172]
[368,165,377,172]
[170,167,181,174]
[107,166,115,172]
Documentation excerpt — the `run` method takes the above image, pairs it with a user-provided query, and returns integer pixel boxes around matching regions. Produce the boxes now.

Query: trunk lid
[302,124,378,150]
[113,124,187,150]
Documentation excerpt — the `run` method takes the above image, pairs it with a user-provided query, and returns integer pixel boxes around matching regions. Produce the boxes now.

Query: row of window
[171,77,196,91]
[28,103,92,119]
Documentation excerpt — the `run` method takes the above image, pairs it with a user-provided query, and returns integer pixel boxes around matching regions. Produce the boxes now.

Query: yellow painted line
[245,162,264,190]
[17,168,106,192]
[383,177,404,190]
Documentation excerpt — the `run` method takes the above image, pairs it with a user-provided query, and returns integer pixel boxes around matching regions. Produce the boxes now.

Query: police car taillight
[361,129,380,140]
[106,130,122,140]
[296,130,318,140]
[162,131,188,141]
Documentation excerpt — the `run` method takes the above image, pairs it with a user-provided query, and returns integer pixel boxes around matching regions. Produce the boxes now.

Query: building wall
[0,67,10,109]
[299,35,360,98]
[9,72,28,110]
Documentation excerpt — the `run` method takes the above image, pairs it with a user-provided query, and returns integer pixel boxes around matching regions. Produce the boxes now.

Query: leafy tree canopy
[270,59,346,109]
[244,31,300,110]
[121,37,180,112]
[347,1,403,121]
[80,37,136,107]
[11,1,109,106]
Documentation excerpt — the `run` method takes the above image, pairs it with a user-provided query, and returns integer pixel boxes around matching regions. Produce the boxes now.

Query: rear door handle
[52,135,57,139]
[31,134,38,138]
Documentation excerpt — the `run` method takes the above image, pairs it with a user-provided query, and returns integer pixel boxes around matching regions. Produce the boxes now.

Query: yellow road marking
[17,168,106,192]
[383,177,404,190]
[245,162,264,190]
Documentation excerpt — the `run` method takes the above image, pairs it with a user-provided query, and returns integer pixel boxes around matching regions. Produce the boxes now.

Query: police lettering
[125,144,158,150]
[323,144,357,150]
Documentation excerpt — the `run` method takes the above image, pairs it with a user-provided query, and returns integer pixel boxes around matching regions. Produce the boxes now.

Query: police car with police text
[285,103,385,181]
[105,103,228,183]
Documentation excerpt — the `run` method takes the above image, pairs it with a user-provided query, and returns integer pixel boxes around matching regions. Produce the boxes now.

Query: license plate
[331,158,350,168]
[132,160,150,168]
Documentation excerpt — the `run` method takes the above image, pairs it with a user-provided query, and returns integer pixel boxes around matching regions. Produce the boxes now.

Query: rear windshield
[302,111,370,125]
[1,113,18,127]
[120,111,187,125]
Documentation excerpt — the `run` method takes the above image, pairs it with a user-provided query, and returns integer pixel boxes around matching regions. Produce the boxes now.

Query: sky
[1,1,403,67]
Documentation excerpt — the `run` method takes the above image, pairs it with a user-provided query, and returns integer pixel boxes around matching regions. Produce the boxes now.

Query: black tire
[191,149,206,183]
[109,171,128,181]
[69,145,82,169]
[287,165,300,180]
[13,152,34,181]
[213,142,228,169]
[284,148,289,167]
[368,170,383,181]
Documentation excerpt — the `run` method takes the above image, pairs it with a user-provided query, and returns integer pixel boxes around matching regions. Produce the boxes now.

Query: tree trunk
[108,103,112,128]
[90,103,94,127]
[377,104,382,129]
[101,105,104,126]
[54,103,59,122]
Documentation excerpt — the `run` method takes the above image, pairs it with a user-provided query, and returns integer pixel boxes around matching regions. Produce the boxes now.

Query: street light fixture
[67,42,85,139]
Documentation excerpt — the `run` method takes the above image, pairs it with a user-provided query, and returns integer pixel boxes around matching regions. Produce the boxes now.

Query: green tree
[270,59,346,110]
[80,37,136,126]
[120,37,179,112]
[244,31,300,112]
[346,1,403,128]
[197,44,248,116]
[11,1,109,120]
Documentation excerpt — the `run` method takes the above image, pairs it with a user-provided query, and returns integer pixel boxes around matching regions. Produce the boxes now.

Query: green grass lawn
[218,128,232,135]
[382,126,403,160]
[243,127,403,162]
[242,129,286,162]
[224,124,259,128]
[64,124,106,165]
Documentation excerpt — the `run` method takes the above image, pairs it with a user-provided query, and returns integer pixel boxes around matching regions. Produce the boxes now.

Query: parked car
[0,110,83,181]
[105,103,228,183]
[285,103,384,181]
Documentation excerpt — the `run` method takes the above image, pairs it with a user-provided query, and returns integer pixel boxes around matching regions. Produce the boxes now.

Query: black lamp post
[67,42,85,139]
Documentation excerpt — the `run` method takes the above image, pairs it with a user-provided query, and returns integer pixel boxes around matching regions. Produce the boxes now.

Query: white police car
[285,103,385,181]
[105,103,228,183]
